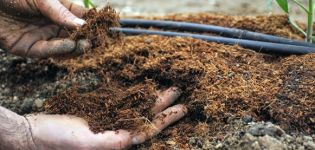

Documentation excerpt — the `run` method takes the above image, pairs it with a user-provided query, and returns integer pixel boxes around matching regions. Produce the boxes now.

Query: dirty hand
[25,87,186,150]
[0,0,90,58]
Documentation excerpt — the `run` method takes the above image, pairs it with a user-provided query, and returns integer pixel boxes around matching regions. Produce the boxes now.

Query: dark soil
[1,7,314,149]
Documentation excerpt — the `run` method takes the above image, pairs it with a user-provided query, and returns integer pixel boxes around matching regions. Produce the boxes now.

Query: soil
[70,6,121,49]
[1,7,315,150]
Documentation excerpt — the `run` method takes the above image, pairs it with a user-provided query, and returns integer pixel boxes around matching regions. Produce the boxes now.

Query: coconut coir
[46,6,159,133]
[70,5,120,49]
[45,7,315,148]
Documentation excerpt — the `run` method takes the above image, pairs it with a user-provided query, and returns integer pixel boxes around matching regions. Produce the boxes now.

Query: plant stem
[307,0,314,43]
[292,0,309,13]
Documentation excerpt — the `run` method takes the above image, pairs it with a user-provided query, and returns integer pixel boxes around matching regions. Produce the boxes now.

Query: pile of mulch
[45,7,315,149]
[46,81,156,132]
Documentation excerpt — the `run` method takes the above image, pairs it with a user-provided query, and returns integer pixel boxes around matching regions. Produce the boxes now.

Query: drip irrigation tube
[120,19,315,48]
[111,28,315,55]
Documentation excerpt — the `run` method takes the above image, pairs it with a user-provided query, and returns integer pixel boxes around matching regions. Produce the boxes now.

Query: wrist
[23,116,38,150]
[0,106,37,150]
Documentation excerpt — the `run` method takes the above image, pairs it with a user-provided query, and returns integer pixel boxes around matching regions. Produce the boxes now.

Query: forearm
[0,106,36,150]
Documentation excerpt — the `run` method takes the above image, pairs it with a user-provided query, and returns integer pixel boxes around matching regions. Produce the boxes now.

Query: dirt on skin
[43,7,315,149]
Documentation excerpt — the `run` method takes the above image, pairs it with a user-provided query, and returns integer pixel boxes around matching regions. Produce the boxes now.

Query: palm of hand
[27,87,186,150]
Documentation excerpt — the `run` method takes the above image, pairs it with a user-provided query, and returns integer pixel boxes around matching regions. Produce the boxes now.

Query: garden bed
[0,7,314,150]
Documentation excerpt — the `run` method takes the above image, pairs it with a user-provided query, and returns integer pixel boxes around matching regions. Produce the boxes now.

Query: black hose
[111,28,315,55]
[120,19,315,48]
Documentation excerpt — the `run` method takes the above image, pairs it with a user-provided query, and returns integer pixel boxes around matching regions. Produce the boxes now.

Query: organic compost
[1,6,314,149]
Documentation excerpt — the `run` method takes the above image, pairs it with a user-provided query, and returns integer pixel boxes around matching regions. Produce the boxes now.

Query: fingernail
[132,136,145,145]
[76,40,91,54]
[73,18,86,27]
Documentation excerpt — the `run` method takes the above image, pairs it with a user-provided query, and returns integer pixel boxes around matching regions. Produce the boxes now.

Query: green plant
[83,0,96,9]
[275,0,314,43]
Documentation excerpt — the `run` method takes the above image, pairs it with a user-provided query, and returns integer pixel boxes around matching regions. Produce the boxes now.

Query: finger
[151,87,182,114]
[132,104,187,145]
[10,25,60,56]
[59,0,89,18]
[65,39,91,58]
[27,39,90,58]
[36,0,86,29]
[0,24,39,51]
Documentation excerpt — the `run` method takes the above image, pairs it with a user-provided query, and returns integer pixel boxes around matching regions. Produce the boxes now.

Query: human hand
[26,87,187,150]
[0,0,90,58]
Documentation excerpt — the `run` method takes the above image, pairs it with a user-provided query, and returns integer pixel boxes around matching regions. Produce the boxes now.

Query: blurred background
[72,0,307,21]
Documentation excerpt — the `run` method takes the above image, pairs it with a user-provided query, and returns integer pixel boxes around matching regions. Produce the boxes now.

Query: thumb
[36,0,86,29]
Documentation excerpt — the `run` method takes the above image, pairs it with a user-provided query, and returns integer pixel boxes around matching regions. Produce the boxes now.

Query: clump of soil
[70,5,120,49]
[45,8,315,148]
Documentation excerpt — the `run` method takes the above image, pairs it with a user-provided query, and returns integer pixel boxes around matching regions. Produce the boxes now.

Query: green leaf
[276,0,289,13]
[83,0,96,8]
[88,1,96,8]
[83,0,89,8]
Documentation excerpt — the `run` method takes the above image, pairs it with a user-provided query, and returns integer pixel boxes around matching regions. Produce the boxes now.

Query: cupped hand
[26,87,187,150]
[0,0,90,58]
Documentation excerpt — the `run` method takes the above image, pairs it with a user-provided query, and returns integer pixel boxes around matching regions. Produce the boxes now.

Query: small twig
[116,117,158,130]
